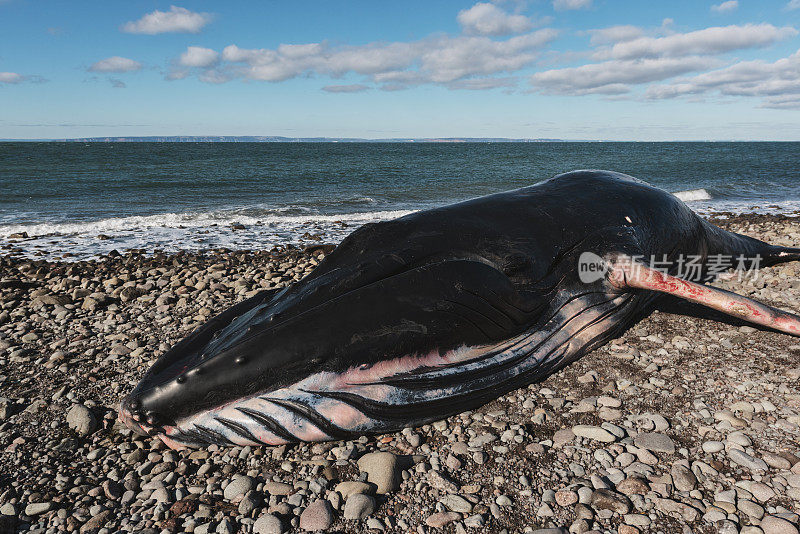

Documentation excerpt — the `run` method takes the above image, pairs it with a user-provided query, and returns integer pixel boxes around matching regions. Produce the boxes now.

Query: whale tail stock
[608,248,800,337]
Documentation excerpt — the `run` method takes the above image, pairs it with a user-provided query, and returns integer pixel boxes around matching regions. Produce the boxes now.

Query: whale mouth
[118,400,161,437]
[138,288,640,449]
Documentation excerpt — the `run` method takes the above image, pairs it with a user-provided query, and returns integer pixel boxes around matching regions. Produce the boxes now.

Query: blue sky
[2,0,800,140]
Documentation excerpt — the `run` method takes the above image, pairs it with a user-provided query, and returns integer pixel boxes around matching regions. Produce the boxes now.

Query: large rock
[729,449,768,472]
[34,294,72,307]
[334,481,375,498]
[253,514,285,534]
[425,512,461,528]
[299,499,334,531]
[224,475,254,501]
[670,464,697,492]
[590,489,631,514]
[81,293,112,311]
[761,516,799,534]
[79,510,112,533]
[653,498,699,522]
[616,477,649,496]
[119,286,142,303]
[357,452,401,494]
[66,404,98,436]
[761,515,798,534]
[440,494,473,513]
[24,502,52,516]
[343,494,376,520]
[572,425,616,443]
[633,433,675,454]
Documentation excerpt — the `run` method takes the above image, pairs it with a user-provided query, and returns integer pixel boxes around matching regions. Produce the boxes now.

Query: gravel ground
[0,215,799,534]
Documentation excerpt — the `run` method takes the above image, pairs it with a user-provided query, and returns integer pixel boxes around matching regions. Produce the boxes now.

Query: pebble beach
[1,214,799,534]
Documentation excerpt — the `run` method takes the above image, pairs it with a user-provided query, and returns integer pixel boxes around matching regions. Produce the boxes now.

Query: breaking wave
[0,208,414,239]
[673,188,712,202]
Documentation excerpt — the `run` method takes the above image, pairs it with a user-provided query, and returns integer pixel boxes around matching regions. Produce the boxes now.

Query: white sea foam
[0,208,418,261]
[0,208,414,239]
[673,188,712,202]
[3,197,800,262]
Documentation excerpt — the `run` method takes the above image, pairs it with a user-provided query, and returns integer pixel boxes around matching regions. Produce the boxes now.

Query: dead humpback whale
[119,170,800,448]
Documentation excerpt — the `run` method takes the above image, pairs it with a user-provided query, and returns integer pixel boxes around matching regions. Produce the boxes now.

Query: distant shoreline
[3,137,800,143]
[4,136,569,143]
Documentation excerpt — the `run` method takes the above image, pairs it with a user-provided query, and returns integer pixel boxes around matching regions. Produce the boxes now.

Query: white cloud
[445,76,518,90]
[420,31,559,82]
[588,25,644,45]
[530,56,721,95]
[198,29,557,87]
[179,46,219,68]
[0,72,24,83]
[553,0,592,11]
[165,69,189,81]
[457,2,532,36]
[598,24,797,60]
[0,72,46,84]
[786,0,800,10]
[88,56,142,73]
[160,2,800,110]
[646,49,800,108]
[711,1,738,13]
[529,22,798,98]
[121,6,212,35]
[198,69,231,84]
[322,84,370,93]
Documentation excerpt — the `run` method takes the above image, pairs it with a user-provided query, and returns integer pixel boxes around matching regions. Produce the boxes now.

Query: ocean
[2,142,799,260]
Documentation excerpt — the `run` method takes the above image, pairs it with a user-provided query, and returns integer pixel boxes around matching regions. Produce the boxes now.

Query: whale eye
[235,356,247,365]
[176,376,186,384]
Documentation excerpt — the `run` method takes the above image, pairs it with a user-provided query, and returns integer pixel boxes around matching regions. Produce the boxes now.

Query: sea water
[2,142,799,260]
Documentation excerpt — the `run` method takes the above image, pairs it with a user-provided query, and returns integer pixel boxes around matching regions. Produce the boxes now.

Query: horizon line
[2,136,800,143]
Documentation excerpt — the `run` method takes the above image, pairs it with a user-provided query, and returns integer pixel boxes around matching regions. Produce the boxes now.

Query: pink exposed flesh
[609,257,800,337]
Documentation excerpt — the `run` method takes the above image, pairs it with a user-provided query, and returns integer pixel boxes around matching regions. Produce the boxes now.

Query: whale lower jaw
[158,291,636,449]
